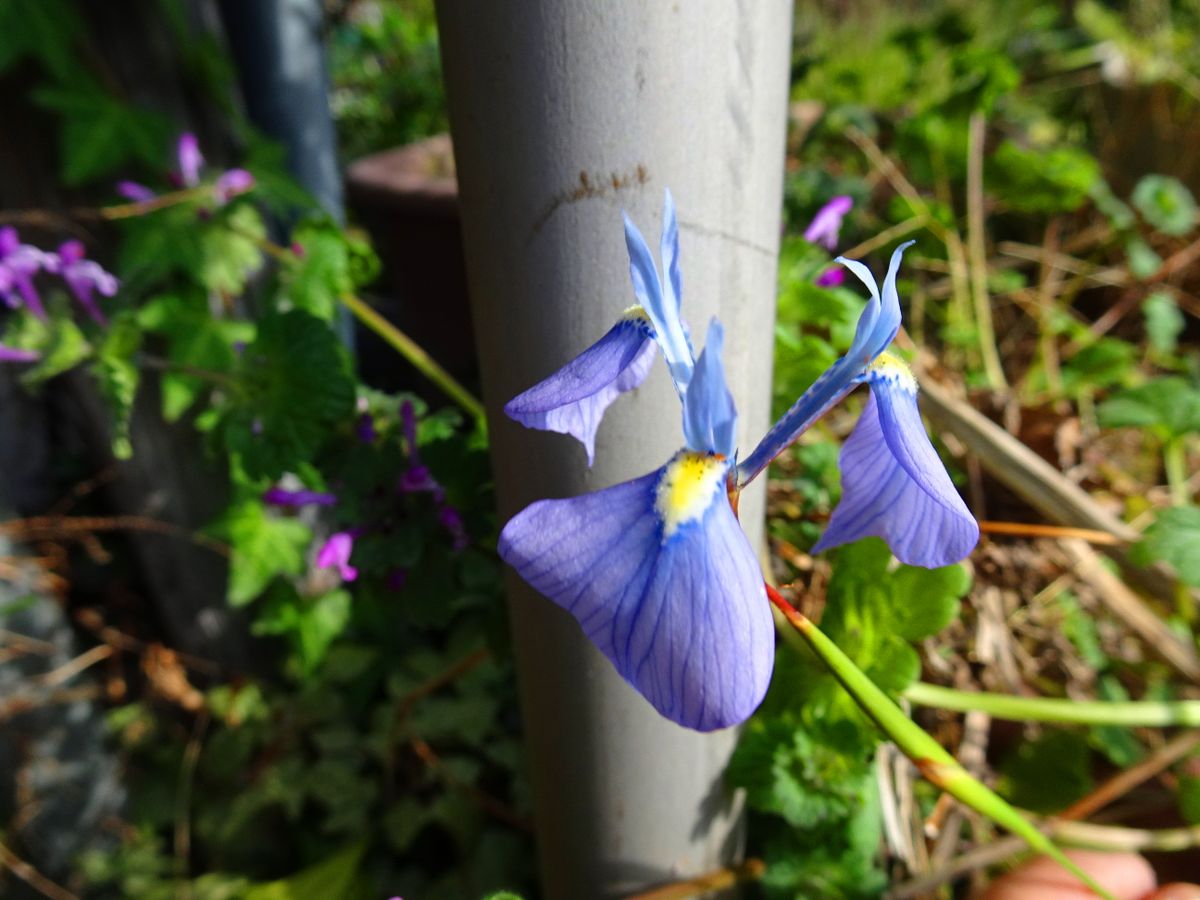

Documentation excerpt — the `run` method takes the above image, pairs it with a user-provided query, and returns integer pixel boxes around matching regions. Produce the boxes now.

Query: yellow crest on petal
[655,450,728,538]
[866,351,917,391]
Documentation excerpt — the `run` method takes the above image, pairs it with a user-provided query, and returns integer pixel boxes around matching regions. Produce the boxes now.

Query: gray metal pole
[435,4,792,896]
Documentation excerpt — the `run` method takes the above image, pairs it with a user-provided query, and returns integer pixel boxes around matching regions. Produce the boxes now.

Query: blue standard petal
[682,319,737,457]
[813,356,979,567]
[504,311,657,465]
[498,451,774,731]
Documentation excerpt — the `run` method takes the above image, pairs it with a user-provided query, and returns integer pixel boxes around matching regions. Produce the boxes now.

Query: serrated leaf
[252,585,352,676]
[889,562,969,640]
[1131,505,1200,587]
[213,500,312,606]
[17,314,91,386]
[33,82,171,185]
[0,0,77,76]
[284,222,352,321]
[202,205,266,295]
[89,312,142,458]
[1098,377,1200,440]
[1132,174,1197,237]
[224,311,355,479]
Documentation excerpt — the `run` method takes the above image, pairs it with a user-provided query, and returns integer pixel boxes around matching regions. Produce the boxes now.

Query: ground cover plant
[1,0,1199,898]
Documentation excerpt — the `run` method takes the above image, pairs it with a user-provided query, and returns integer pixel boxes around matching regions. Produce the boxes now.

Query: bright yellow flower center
[655,450,728,538]
[866,350,917,391]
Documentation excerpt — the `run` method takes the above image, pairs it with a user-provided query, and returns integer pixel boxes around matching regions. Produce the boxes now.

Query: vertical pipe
[436,3,792,896]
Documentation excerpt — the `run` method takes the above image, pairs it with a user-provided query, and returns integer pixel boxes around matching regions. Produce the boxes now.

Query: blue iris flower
[498,192,977,731]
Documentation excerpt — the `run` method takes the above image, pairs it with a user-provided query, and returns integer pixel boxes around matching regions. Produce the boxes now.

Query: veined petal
[498,451,773,731]
[660,189,683,330]
[624,211,692,392]
[682,319,737,457]
[813,356,979,567]
[504,311,656,465]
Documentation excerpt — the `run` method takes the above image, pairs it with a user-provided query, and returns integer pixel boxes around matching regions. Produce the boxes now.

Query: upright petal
[499,452,773,731]
[660,189,683,326]
[624,212,692,391]
[504,311,656,465]
[682,319,737,457]
[737,241,916,486]
[177,133,204,187]
[813,357,979,567]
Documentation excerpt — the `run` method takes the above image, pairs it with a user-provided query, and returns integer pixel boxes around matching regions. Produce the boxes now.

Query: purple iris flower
[738,241,979,567]
[49,241,119,325]
[0,227,54,319]
[498,195,978,732]
[499,191,774,731]
[316,531,358,582]
[803,195,853,250]
[263,486,338,507]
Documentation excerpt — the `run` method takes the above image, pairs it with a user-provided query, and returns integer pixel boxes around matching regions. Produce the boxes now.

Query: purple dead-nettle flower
[214,168,255,204]
[50,241,119,325]
[0,345,39,363]
[263,486,338,507]
[398,399,470,550]
[499,195,979,732]
[116,180,157,203]
[500,191,773,731]
[177,133,204,187]
[316,531,358,582]
[815,267,845,288]
[0,227,54,319]
[803,195,853,251]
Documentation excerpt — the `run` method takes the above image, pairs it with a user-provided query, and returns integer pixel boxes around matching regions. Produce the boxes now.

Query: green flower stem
[904,681,1200,727]
[765,585,1115,900]
[338,292,487,426]
[1164,437,1189,507]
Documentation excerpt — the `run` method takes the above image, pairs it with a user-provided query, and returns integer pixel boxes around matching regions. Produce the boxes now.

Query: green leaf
[283,221,379,321]
[89,312,142,459]
[1132,174,1197,237]
[1125,236,1163,280]
[989,141,1099,214]
[999,729,1094,814]
[201,205,266,295]
[212,500,312,606]
[1089,675,1143,768]
[1179,775,1200,826]
[1144,291,1185,355]
[1131,505,1200,587]
[0,0,78,78]
[13,313,91,386]
[244,843,365,900]
[252,585,353,676]
[727,718,874,828]
[889,562,970,640]
[33,81,171,185]
[1098,377,1200,440]
[224,311,355,479]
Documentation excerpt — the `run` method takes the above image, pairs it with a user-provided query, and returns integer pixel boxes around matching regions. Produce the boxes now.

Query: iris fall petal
[498,454,773,731]
[813,369,979,567]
